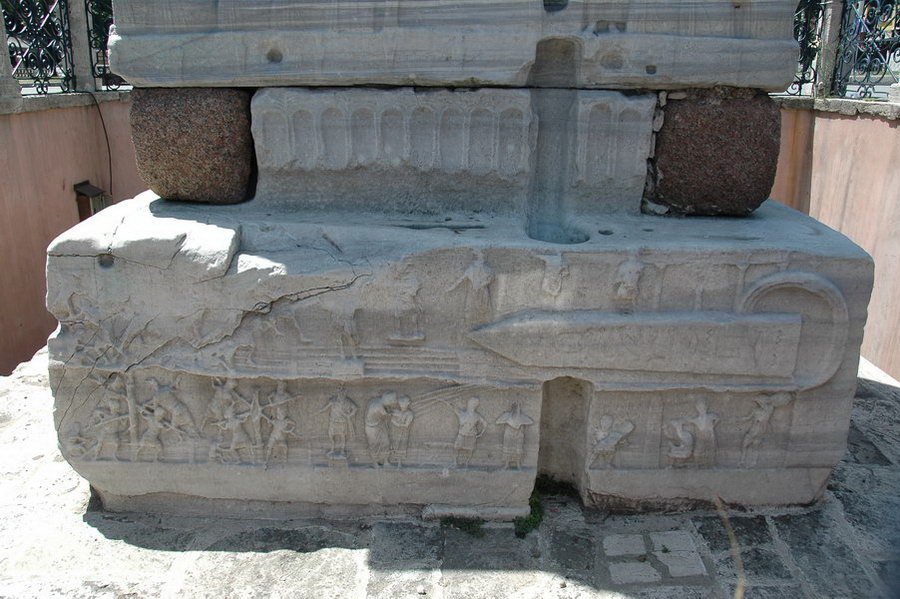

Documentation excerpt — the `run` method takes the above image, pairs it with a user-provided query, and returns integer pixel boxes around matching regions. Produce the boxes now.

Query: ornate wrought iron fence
[832,0,900,98]
[84,0,122,90]
[3,0,74,94]
[789,0,828,95]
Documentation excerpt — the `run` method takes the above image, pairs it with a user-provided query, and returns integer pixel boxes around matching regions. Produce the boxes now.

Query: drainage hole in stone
[97,253,115,268]
[645,64,657,75]
[267,48,284,63]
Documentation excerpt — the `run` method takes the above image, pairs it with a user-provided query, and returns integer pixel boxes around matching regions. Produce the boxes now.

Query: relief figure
[495,402,534,469]
[613,256,644,313]
[665,418,695,467]
[365,392,402,467]
[390,395,414,467]
[320,388,358,459]
[689,399,719,468]
[263,405,299,466]
[588,415,635,469]
[450,251,495,326]
[453,397,487,468]
[740,393,793,466]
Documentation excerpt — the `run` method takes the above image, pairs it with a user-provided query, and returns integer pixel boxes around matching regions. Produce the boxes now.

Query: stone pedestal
[46,0,874,519]
[47,193,872,517]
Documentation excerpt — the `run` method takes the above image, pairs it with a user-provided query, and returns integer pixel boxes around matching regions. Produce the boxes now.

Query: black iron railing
[789,0,828,96]
[832,0,900,99]
[84,0,122,90]
[3,0,74,94]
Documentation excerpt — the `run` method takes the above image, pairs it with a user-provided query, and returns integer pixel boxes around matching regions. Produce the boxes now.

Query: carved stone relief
[496,402,535,470]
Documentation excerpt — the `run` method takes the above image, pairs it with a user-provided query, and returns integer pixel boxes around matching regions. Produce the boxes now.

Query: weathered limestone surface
[46,193,873,516]
[4,349,898,598]
[130,88,254,204]
[252,87,656,215]
[109,0,799,91]
[649,89,782,216]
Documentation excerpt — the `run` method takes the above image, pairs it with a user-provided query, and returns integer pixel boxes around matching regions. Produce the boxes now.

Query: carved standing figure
[495,402,534,469]
[390,395,415,467]
[613,256,644,313]
[205,378,237,461]
[365,392,402,467]
[137,400,167,462]
[450,251,494,326]
[320,388,358,459]
[263,405,299,466]
[589,415,635,469]
[689,399,719,468]
[390,265,424,343]
[453,397,487,468]
[212,401,254,464]
[83,394,129,461]
[740,393,793,466]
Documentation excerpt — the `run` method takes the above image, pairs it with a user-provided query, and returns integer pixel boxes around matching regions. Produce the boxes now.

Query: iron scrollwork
[3,0,75,94]
[832,0,900,99]
[84,0,123,90]
[789,0,827,96]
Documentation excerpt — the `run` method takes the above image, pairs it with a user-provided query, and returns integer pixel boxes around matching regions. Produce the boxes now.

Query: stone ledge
[0,90,131,116]
[772,94,900,120]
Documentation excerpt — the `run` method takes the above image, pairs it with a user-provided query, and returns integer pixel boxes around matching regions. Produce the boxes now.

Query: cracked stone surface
[1,350,897,597]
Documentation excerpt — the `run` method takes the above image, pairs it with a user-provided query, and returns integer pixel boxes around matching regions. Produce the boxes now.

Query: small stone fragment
[651,88,781,216]
[416,584,427,595]
[130,88,254,204]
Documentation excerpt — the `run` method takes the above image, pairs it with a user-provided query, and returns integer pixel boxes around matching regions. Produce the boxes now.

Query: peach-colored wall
[0,96,144,374]
[772,108,900,379]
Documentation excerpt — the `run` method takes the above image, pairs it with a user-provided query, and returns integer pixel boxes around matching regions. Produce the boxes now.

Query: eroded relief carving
[450,251,495,327]
[389,395,414,467]
[739,393,794,466]
[613,255,644,314]
[453,398,487,468]
[390,265,425,345]
[496,402,534,470]
[588,415,635,470]
[540,254,570,299]
[664,399,719,468]
[321,387,358,460]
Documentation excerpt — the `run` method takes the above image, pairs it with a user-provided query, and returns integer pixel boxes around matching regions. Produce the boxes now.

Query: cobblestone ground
[1,350,897,598]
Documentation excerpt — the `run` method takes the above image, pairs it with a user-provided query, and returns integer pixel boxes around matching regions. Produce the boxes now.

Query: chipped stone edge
[0,90,130,116]
[772,94,900,121]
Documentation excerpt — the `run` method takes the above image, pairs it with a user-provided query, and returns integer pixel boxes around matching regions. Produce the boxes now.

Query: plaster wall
[772,107,900,378]
[0,96,143,374]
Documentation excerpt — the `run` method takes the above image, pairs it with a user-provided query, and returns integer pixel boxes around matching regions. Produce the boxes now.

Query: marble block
[108,0,799,91]
[251,87,656,216]
[46,193,873,518]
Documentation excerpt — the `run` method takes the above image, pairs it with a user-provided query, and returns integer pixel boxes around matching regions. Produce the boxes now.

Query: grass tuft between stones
[440,516,486,538]
[514,487,544,538]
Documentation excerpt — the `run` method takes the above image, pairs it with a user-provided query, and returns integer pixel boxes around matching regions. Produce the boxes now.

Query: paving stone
[608,561,663,584]
[649,530,697,552]
[773,507,881,598]
[367,569,437,599]
[546,530,596,571]
[442,527,538,571]
[626,586,718,599]
[369,522,442,565]
[603,534,648,557]
[694,516,773,553]
[724,584,806,599]
[714,547,792,581]
[655,550,708,578]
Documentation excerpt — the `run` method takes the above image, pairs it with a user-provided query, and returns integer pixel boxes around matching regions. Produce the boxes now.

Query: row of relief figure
[66,375,537,470]
[590,395,797,471]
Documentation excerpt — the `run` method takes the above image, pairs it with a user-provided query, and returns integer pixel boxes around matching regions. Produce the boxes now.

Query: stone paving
[1,349,897,598]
